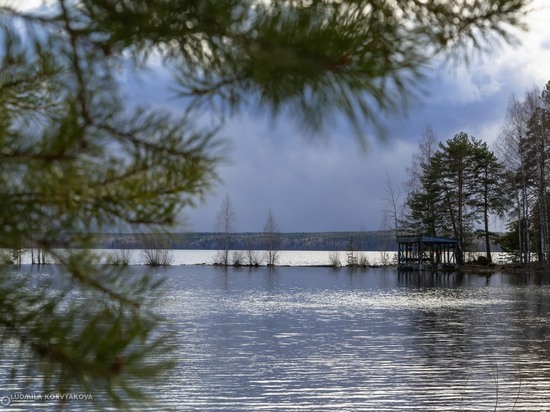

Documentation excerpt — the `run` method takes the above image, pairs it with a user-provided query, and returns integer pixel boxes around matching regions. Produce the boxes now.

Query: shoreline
[7,261,548,275]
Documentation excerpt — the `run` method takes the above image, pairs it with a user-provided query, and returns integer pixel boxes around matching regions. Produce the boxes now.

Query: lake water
[154,266,550,411]
[3,262,550,410]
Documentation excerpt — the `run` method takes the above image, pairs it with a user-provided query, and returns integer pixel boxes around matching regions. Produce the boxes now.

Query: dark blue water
[4,266,550,410]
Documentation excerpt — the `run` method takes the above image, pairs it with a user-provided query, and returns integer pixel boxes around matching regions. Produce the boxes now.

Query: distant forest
[94,231,398,251]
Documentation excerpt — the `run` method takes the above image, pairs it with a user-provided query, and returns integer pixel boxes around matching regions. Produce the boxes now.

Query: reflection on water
[158,267,550,411]
[4,266,550,410]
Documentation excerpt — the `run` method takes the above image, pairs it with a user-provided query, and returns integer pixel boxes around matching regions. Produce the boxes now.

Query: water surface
[4,265,550,411]
[157,266,550,411]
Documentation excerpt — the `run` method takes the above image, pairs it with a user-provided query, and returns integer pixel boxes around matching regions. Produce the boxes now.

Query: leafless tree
[263,210,281,266]
[246,240,262,266]
[328,250,342,268]
[497,89,542,265]
[232,250,245,266]
[402,126,439,234]
[215,195,237,266]
[382,170,402,239]
[528,91,550,263]
[406,125,439,192]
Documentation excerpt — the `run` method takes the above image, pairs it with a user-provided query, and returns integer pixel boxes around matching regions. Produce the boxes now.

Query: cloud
[6,1,549,234]
[178,113,419,233]
[118,3,550,233]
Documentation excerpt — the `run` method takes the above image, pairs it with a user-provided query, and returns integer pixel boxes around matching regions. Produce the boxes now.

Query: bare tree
[263,210,281,266]
[402,126,439,235]
[406,125,439,192]
[497,89,542,265]
[328,250,342,268]
[246,240,262,267]
[215,195,237,266]
[382,170,402,239]
[527,91,550,263]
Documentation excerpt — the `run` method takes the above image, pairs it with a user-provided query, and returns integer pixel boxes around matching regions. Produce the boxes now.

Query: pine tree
[470,141,507,263]
[403,127,443,236]
[406,132,506,262]
[432,133,479,252]
[0,0,532,408]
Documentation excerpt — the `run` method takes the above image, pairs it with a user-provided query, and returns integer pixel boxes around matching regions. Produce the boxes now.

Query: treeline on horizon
[93,230,503,253]
[97,231,398,251]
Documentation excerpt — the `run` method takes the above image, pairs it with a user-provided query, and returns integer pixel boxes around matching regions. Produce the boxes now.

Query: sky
[179,1,550,233]
[12,1,550,233]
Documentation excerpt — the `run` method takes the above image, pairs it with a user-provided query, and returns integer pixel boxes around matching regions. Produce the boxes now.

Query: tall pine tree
[406,132,506,262]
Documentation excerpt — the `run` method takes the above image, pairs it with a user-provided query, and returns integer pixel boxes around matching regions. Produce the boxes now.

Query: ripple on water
[218,288,515,316]
[151,280,550,411]
[5,267,550,411]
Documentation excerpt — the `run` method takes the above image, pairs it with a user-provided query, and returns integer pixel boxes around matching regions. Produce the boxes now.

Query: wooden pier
[397,235,460,271]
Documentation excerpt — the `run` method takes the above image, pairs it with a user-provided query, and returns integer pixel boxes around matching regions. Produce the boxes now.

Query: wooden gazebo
[397,234,460,271]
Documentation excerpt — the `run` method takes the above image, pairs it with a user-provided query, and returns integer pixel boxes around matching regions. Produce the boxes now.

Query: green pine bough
[0,0,531,408]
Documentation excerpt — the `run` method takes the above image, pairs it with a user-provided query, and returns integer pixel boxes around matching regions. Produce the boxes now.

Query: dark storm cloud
[13,0,550,233]
[181,115,416,232]
[182,51,549,232]
[114,2,550,233]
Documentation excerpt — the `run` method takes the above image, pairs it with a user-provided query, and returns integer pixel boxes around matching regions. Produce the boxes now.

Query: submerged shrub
[358,253,370,268]
[329,251,342,268]
[232,250,244,266]
[105,249,133,265]
[140,249,174,266]
[246,249,262,267]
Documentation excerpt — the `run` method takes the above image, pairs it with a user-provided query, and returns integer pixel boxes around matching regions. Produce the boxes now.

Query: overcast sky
[15,1,550,233]
[177,2,550,233]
